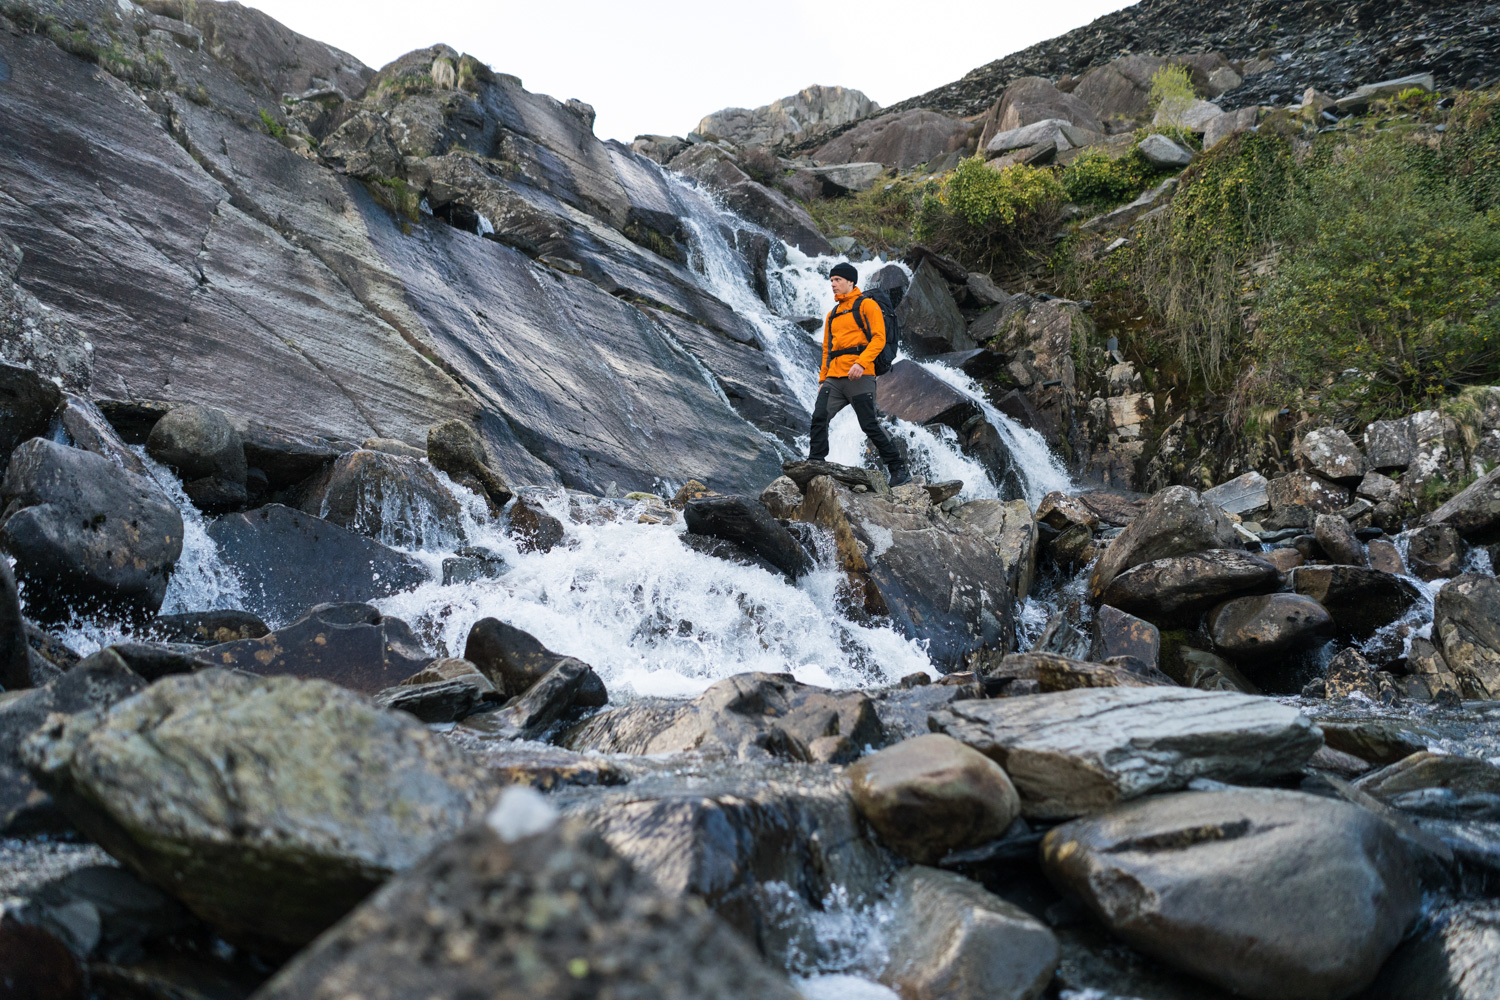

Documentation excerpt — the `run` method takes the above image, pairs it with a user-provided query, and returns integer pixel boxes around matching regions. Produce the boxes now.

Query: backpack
[825,288,902,377]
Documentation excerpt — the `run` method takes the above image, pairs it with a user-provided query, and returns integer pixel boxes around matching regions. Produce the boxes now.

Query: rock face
[932,687,1321,819]
[1433,574,1500,699]
[0,438,184,621]
[21,670,494,951]
[812,109,970,169]
[1089,486,1240,598]
[881,866,1059,1000]
[144,403,248,512]
[846,733,1019,864]
[253,817,803,1000]
[1099,549,1281,623]
[204,603,433,693]
[1042,788,1421,1000]
[897,260,972,355]
[697,84,878,146]
[875,359,981,431]
[206,504,428,625]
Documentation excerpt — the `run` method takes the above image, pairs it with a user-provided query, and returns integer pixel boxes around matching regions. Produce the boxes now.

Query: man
[808,262,910,486]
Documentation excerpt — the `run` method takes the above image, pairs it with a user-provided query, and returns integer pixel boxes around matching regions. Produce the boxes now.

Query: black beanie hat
[830,262,859,284]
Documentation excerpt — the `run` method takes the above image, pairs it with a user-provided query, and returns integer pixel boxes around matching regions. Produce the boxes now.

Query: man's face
[830,275,854,296]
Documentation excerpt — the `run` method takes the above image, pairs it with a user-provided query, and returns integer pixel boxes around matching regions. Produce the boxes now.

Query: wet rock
[463,658,606,741]
[1049,522,1096,569]
[897,260,972,355]
[950,498,1037,600]
[202,603,432,694]
[206,504,428,625]
[15,863,188,963]
[253,807,804,1000]
[0,363,62,479]
[1291,565,1425,639]
[1207,593,1334,656]
[21,669,493,952]
[1356,752,1500,819]
[1368,538,1407,576]
[238,421,341,491]
[1296,427,1366,485]
[563,672,883,764]
[441,546,509,584]
[0,438,184,622]
[298,450,465,549]
[1202,471,1270,518]
[1433,574,1500,700]
[1089,486,1240,599]
[0,558,29,691]
[1407,524,1463,580]
[781,458,887,494]
[1041,788,1420,1000]
[149,609,269,645]
[684,495,811,581]
[463,617,604,705]
[145,404,248,513]
[0,915,84,1000]
[1090,605,1160,671]
[1428,466,1500,542]
[1324,648,1402,704]
[875,360,981,431]
[58,394,147,476]
[507,495,566,553]
[758,475,803,519]
[931,687,1320,819]
[400,657,498,697]
[880,866,1058,1000]
[375,677,486,724]
[363,437,426,460]
[1370,903,1500,1000]
[1100,549,1281,624]
[426,419,512,513]
[0,650,144,835]
[101,641,215,682]
[1319,721,1429,770]
[1315,512,1369,567]
[846,733,1019,864]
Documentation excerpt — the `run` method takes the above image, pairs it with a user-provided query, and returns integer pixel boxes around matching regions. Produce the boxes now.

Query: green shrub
[1149,64,1197,131]
[916,157,1065,270]
[1432,91,1500,212]
[1061,146,1171,207]
[803,175,938,257]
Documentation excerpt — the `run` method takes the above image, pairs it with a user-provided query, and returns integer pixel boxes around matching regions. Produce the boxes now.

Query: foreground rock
[881,866,1058,1000]
[1042,789,1421,1000]
[1099,549,1280,624]
[1433,574,1500,699]
[846,733,1019,864]
[1370,904,1500,999]
[932,688,1321,819]
[1089,486,1240,598]
[255,809,803,1000]
[0,438,183,621]
[204,603,432,693]
[22,670,493,951]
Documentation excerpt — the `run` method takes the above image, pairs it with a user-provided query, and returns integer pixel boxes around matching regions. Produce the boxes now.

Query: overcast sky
[244,1,1138,142]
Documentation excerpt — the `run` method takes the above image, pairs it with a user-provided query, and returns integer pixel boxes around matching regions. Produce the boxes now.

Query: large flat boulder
[1041,788,1420,1000]
[1099,549,1281,624]
[0,438,183,622]
[206,504,427,625]
[1428,465,1500,542]
[21,670,494,951]
[875,359,981,431]
[931,687,1321,819]
[896,259,972,356]
[1290,565,1424,639]
[1088,486,1240,599]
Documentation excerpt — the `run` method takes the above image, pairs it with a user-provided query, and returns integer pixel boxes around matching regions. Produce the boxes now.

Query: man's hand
[848,362,866,379]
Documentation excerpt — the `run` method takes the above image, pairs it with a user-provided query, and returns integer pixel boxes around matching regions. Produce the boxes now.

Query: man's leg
[849,387,907,482]
[808,382,851,460]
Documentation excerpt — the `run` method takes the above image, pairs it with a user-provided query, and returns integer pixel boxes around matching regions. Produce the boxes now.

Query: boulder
[1099,549,1281,624]
[374,676,486,724]
[1202,471,1270,517]
[0,650,144,835]
[58,394,147,476]
[243,811,804,1000]
[1090,605,1160,670]
[697,84,877,146]
[0,558,31,691]
[1324,647,1402,703]
[1136,133,1193,167]
[1207,593,1334,656]
[896,260,972,356]
[1408,524,1464,580]
[1365,417,1417,470]
[1153,99,1224,133]
[1036,492,1098,532]
[297,449,465,548]
[1088,486,1240,599]
[426,419,513,513]
[563,671,883,764]
[0,438,184,621]
[950,498,1037,600]
[203,603,432,694]
[0,363,62,479]
[813,110,970,170]
[875,359,981,431]
[979,76,1102,151]
[630,133,690,165]
[507,495,567,553]
[931,687,1320,819]
[1406,636,1464,704]
[1291,565,1424,638]
[1314,512,1369,567]
[1356,751,1500,812]
[880,866,1059,1000]
[1370,903,1500,1000]
[1433,574,1500,699]
[1319,719,1429,767]
[1428,465,1500,542]
[1041,788,1421,1000]
[1265,472,1351,528]
[464,617,605,703]
[781,458,888,494]
[1071,53,1234,121]
[803,161,886,194]
[206,504,428,625]
[463,658,606,740]
[145,403,248,513]
[1203,106,1260,148]
[758,475,803,520]
[1368,538,1407,576]
[683,495,811,580]
[238,422,341,490]
[846,733,1020,864]
[1337,72,1437,114]
[21,669,494,951]
[1296,427,1366,485]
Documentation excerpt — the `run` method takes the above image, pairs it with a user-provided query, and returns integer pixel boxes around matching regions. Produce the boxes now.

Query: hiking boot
[887,464,911,487]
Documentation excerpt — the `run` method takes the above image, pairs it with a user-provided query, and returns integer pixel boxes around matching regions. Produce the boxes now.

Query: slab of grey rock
[931,687,1321,819]
[1100,549,1281,623]
[1042,788,1420,1000]
[1089,486,1240,599]
[1137,133,1194,167]
[1434,574,1500,700]
[21,669,494,951]
[1296,427,1366,485]
[1428,465,1500,542]
[1202,471,1270,517]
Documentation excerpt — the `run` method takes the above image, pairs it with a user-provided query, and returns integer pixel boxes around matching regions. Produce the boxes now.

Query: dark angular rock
[374,677,485,724]
[1208,593,1334,656]
[1099,549,1281,624]
[440,546,509,585]
[507,495,566,553]
[58,394,148,476]
[897,259,972,356]
[464,617,604,705]
[145,404,248,513]
[239,422,341,490]
[1296,427,1366,485]
[0,362,62,479]
[1324,648,1402,704]
[1433,574,1500,700]
[1090,604,1161,671]
[780,458,887,494]
[0,557,29,691]
[203,603,432,694]
[464,658,609,741]
[207,504,427,625]
[874,359,981,432]
[102,642,216,682]
[427,419,513,513]
[1291,565,1425,639]
[1089,486,1240,598]
[1265,471,1351,529]
[683,495,810,581]
[298,450,465,549]
[149,609,269,645]
[1408,524,1464,580]
[1314,512,1368,567]
[0,438,184,622]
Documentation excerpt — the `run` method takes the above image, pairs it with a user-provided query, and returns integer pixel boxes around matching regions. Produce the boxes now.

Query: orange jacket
[821,287,885,381]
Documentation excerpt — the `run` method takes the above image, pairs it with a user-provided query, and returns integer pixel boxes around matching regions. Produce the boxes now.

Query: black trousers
[808,376,903,470]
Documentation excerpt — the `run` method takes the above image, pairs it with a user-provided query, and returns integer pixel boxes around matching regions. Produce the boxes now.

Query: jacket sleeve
[820,310,832,381]
[856,298,885,370]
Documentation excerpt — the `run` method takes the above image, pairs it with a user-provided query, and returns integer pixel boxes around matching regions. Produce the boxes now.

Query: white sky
[243,1,1138,142]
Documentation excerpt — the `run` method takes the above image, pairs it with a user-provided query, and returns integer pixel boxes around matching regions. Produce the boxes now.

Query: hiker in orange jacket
[809,262,909,486]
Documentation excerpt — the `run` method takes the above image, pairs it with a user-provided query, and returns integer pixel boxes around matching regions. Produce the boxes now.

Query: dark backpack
[825,288,902,376]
